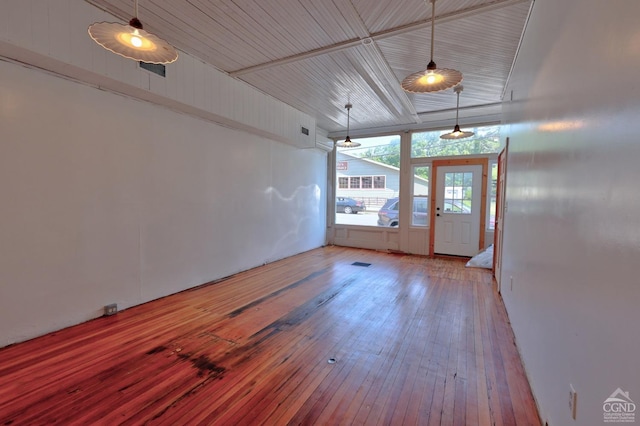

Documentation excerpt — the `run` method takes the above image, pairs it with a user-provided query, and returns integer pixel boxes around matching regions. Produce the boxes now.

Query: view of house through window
[335,135,400,226]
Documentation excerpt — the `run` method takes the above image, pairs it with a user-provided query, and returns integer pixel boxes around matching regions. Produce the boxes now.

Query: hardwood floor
[0,246,540,425]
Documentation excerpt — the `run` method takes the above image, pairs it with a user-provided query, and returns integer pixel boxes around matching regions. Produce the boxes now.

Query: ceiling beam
[337,0,420,123]
[229,0,531,77]
[358,42,421,123]
[290,0,421,129]
[327,102,503,138]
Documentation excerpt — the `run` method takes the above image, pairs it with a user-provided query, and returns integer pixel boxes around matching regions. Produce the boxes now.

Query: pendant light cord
[455,90,460,125]
[429,0,435,63]
[346,105,351,136]
[129,0,143,28]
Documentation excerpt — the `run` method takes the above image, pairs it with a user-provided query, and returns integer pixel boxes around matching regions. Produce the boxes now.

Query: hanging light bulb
[336,103,361,148]
[401,0,462,93]
[88,0,178,64]
[441,85,475,140]
[130,31,143,48]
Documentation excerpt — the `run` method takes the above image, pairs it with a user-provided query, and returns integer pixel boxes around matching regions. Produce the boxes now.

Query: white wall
[0,0,316,149]
[501,0,640,424]
[0,59,326,347]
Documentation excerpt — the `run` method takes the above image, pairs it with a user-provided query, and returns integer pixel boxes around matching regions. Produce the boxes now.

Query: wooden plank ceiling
[85,0,532,135]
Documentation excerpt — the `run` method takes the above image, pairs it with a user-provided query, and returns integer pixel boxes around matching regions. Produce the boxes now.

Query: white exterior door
[434,165,482,256]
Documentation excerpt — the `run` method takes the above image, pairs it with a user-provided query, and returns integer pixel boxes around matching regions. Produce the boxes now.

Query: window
[362,176,372,189]
[412,166,430,226]
[336,175,386,190]
[335,134,400,226]
[443,172,472,214]
[411,125,501,158]
[374,176,385,189]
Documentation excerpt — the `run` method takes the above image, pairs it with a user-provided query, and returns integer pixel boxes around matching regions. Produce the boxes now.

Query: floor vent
[351,262,371,267]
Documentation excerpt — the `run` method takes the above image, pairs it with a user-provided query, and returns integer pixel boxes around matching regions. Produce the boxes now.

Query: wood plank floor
[0,246,540,425]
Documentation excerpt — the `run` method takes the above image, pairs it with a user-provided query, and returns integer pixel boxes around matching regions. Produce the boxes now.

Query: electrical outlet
[569,384,577,420]
[510,276,513,291]
[104,303,118,316]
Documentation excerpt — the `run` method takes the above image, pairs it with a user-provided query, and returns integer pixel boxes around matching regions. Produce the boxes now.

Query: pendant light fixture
[88,0,178,64]
[441,85,475,140]
[336,103,361,148]
[401,0,462,93]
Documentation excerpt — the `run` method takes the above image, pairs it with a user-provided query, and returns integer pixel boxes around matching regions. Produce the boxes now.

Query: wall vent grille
[139,62,166,77]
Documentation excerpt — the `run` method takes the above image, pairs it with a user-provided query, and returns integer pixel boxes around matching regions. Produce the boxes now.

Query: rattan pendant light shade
[88,0,178,64]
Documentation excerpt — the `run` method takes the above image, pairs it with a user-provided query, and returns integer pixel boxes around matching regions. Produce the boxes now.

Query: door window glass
[412,166,430,226]
[443,172,472,214]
